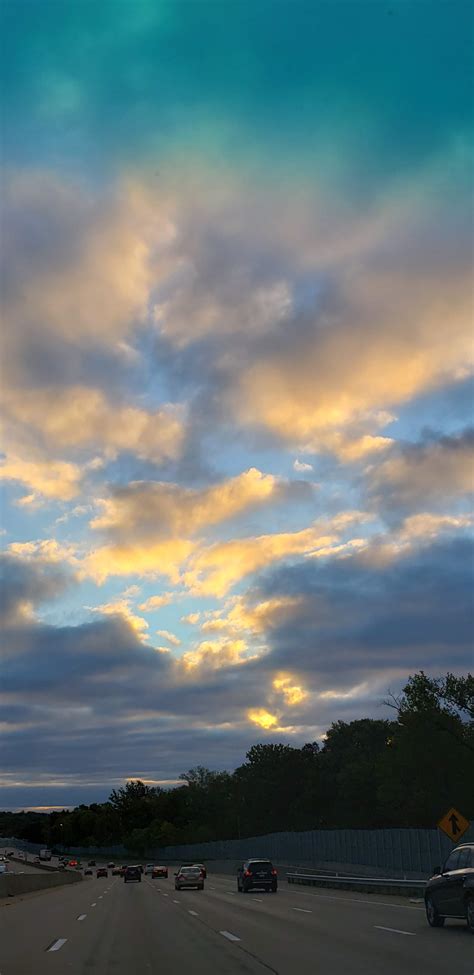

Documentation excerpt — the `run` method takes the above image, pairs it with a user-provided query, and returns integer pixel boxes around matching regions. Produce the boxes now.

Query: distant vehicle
[0,861,8,874]
[84,868,93,875]
[124,865,141,884]
[175,866,204,890]
[39,849,52,861]
[192,863,207,879]
[112,866,122,875]
[151,866,168,879]
[138,864,144,874]
[88,860,96,867]
[68,859,78,867]
[237,859,277,893]
[144,863,155,875]
[96,867,108,878]
[425,844,474,933]
[107,862,115,869]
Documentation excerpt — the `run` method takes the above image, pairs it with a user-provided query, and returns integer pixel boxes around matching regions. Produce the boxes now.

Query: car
[0,861,9,874]
[192,863,207,879]
[144,863,155,876]
[107,862,115,869]
[88,860,96,867]
[175,866,204,890]
[84,868,93,875]
[96,867,108,878]
[68,859,78,867]
[237,859,277,893]
[124,865,141,883]
[425,843,474,933]
[112,866,122,875]
[151,866,168,879]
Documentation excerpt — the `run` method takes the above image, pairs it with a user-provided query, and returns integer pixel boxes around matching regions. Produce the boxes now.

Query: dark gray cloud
[367,427,474,517]
[0,553,74,627]
[253,536,474,687]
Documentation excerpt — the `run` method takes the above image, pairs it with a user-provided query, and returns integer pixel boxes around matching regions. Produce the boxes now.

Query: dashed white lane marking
[253,898,263,903]
[220,931,241,942]
[77,914,87,921]
[173,899,180,904]
[293,907,312,914]
[47,939,67,952]
[209,885,216,889]
[91,903,97,907]
[287,888,425,912]
[188,910,199,916]
[98,895,103,899]
[374,926,416,936]
[162,892,169,897]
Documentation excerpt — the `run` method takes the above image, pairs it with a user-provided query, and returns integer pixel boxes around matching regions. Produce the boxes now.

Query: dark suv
[124,865,141,883]
[425,843,474,933]
[237,859,277,893]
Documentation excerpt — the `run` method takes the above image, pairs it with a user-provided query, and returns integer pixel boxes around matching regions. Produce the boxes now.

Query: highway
[1,860,472,973]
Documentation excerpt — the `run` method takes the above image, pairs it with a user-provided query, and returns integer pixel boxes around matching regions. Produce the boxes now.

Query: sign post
[437,807,470,843]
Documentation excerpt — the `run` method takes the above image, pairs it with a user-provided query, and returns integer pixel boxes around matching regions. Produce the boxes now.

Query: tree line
[2,673,472,854]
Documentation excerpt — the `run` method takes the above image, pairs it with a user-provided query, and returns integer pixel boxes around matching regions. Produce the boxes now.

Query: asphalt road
[0,861,472,974]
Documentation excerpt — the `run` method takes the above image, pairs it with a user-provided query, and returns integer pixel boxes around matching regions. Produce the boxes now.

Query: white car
[0,861,8,874]
[144,863,155,875]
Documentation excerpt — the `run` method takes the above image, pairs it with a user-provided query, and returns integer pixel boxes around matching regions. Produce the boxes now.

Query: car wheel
[466,896,474,934]
[425,896,445,928]
[271,886,277,893]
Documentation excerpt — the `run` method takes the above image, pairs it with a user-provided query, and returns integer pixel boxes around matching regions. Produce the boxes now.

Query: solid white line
[188,910,199,916]
[47,939,67,952]
[77,914,87,921]
[293,907,312,913]
[374,925,416,936]
[220,931,241,942]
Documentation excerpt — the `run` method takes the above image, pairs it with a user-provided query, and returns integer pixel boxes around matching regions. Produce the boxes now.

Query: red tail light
[271,869,277,876]
[244,869,252,877]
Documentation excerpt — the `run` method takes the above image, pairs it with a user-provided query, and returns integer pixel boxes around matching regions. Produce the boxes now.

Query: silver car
[175,866,204,890]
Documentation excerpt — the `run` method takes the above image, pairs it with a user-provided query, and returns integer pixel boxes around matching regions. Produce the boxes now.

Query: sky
[1,0,473,811]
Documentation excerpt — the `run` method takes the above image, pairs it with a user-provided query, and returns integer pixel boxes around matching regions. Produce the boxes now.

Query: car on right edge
[425,843,474,933]
[237,858,277,893]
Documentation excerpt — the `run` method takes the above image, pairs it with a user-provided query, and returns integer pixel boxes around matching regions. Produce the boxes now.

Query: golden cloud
[91,468,281,542]
[3,386,184,464]
[0,454,82,502]
[247,708,278,730]
[183,512,369,597]
[89,598,149,638]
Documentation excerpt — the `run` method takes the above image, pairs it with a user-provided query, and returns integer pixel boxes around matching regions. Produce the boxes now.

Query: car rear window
[248,861,272,871]
[181,867,200,875]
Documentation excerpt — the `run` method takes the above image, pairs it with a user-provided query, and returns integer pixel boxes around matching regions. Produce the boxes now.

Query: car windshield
[180,868,200,875]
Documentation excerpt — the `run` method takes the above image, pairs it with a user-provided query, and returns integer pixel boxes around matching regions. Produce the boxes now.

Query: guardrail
[287,871,427,897]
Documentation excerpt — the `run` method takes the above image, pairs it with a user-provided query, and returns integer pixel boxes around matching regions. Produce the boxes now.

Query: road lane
[1,860,472,974]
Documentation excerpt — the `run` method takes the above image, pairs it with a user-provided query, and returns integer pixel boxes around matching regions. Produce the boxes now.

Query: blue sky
[1,0,473,810]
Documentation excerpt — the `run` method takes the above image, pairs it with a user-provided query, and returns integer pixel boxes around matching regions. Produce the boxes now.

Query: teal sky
[1,1,473,809]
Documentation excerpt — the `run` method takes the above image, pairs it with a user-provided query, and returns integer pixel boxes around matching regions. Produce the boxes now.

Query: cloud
[90,468,285,542]
[156,629,181,647]
[3,385,185,465]
[89,598,149,639]
[293,459,313,473]
[0,454,83,502]
[368,428,474,510]
[139,593,175,612]
[0,552,74,627]
[183,511,371,597]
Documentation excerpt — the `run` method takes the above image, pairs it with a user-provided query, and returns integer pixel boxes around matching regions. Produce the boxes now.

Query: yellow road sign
[437,807,470,842]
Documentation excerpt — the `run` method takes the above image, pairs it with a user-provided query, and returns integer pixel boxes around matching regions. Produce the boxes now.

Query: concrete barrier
[0,871,82,898]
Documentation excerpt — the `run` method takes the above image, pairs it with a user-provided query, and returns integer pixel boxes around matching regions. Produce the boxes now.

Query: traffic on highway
[1,847,473,974]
